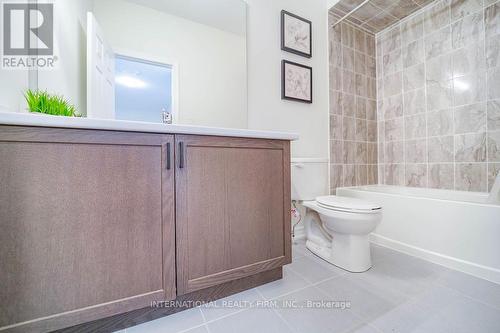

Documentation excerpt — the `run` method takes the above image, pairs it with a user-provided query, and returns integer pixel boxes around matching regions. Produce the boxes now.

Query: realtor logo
[2,2,56,69]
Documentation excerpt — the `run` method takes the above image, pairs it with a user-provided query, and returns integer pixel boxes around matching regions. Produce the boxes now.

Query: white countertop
[0,112,299,141]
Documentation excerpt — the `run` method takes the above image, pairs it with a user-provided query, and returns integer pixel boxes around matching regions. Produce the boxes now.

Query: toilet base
[306,233,372,273]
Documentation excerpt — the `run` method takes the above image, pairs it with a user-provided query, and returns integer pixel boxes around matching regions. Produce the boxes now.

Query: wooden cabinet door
[0,126,175,332]
[175,135,291,294]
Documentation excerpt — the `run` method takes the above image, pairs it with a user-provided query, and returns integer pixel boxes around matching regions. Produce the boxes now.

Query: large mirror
[0,0,247,128]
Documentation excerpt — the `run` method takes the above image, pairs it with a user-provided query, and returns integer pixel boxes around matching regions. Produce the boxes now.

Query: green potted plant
[24,90,81,117]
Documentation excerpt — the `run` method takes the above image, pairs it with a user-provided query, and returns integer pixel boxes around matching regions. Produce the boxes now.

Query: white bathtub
[337,185,500,285]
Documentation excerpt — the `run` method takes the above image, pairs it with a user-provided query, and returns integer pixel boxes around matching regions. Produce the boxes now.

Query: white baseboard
[370,233,500,285]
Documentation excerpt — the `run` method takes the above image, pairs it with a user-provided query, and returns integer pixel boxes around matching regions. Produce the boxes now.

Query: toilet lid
[316,195,381,212]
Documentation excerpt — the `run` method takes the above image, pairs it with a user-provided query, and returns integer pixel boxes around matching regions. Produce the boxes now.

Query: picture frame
[281,60,312,104]
[281,10,312,58]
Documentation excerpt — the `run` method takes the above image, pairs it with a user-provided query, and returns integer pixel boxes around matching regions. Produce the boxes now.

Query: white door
[87,12,115,119]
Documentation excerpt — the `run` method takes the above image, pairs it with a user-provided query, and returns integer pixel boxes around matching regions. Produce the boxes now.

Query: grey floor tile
[200,289,263,322]
[369,297,447,333]
[126,243,500,333]
[370,244,410,264]
[410,284,500,333]
[315,274,405,321]
[436,269,500,310]
[257,266,310,300]
[288,254,345,284]
[275,285,363,333]
[353,256,445,299]
[127,307,204,333]
[180,326,209,333]
[207,308,293,333]
[348,323,383,333]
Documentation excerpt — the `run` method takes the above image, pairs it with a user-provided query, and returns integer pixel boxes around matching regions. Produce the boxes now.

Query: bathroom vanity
[0,113,297,333]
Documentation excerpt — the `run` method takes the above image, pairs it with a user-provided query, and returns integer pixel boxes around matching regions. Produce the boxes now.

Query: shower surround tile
[383,49,403,74]
[406,163,428,186]
[405,114,427,138]
[343,164,356,186]
[454,132,487,162]
[330,115,343,140]
[488,130,500,161]
[424,26,452,59]
[386,141,405,163]
[402,13,424,43]
[488,163,500,190]
[486,36,500,69]
[426,80,453,111]
[488,100,500,131]
[453,103,487,134]
[487,67,500,100]
[428,109,453,136]
[403,63,425,90]
[330,0,500,193]
[455,163,487,191]
[382,94,404,119]
[330,90,343,115]
[485,2,500,38]
[424,0,451,33]
[343,93,356,116]
[331,140,344,163]
[403,39,425,67]
[343,47,355,71]
[385,118,404,141]
[453,74,487,106]
[329,22,377,193]
[385,164,405,185]
[450,0,482,20]
[384,72,403,96]
[330,164,343,191]
[452,41,486,77]
[429,163,454,189]
[451,11,484,50]
[368,142,378,162]
[344,116,356,140]
[355,52,367,75]
[428,136,454,162]
[405,139,427,163]
[426,54,453,83]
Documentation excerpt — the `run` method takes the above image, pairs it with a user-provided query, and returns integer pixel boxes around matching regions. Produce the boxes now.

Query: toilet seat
[316,195,381,214]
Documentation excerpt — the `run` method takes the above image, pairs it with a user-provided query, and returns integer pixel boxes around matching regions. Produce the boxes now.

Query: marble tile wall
[329,16,378,194]
[376,0,500,192]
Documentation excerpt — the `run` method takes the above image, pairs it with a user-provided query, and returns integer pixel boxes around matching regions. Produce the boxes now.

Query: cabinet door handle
[179,142,184,169]
[166,142,171,170]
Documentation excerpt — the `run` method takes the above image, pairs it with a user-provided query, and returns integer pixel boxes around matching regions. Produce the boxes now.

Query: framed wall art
[281,60,312,103]
[281,10,312,58]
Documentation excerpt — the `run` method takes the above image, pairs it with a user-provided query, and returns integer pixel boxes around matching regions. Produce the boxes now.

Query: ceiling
[124,0,247,36]
[329,0,435,33]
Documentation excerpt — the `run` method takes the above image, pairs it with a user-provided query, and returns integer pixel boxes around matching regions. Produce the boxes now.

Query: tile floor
[121,240,500,333]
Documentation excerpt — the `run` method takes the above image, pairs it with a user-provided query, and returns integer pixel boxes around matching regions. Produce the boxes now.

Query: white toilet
[292,159,382,272]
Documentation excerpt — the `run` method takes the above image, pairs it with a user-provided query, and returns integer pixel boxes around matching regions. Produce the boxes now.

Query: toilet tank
[291,158,329,201]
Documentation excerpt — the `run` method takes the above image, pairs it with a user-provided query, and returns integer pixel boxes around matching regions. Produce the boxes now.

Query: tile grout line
[254,288,297,333]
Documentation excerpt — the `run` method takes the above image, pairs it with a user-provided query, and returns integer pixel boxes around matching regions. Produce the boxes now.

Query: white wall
[0,70,29,113]
[94,0,247,128]
[245,0,329,159]
[38,0,92,115]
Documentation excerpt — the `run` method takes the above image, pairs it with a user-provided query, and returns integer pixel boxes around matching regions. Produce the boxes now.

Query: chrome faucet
[162,110,172,124]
